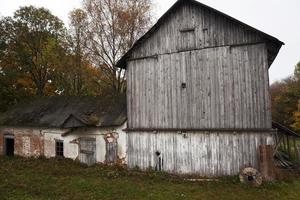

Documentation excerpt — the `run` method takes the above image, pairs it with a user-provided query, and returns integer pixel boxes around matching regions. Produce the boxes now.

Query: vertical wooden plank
[293,138,298,165]
[127,65,132,128]
[263,43,272,128]
[287,135,291,159]
[258,145,275,181]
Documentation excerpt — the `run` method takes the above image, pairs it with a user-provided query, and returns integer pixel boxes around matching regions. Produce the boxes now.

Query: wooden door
[79,138,96,166]
[106,140,118,163]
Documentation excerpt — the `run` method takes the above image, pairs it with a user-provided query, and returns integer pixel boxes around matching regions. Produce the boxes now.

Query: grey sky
[0,0,299,83]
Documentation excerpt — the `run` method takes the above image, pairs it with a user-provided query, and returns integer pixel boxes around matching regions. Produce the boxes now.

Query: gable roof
[116,0,284,69]
[0,95,127,128]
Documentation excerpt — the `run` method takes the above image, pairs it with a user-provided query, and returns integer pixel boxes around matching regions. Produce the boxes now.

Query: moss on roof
[0,94,127,128]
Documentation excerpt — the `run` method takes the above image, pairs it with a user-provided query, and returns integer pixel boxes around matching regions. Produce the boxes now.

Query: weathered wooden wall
[127,2,271,130]
[130,3,263,59]
[127,131,275,176]
[125,1,274,176]
[127,44,270,129]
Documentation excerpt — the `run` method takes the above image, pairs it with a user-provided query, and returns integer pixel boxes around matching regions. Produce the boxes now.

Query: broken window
[55,140,64,157]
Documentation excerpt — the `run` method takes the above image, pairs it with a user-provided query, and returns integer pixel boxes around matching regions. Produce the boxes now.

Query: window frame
[55,140,64,157]
[179,27,196,51]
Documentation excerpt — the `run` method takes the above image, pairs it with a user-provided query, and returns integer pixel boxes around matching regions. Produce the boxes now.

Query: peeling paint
[0,123,127,165]
[0,128,44,157]
[22,136,31,157]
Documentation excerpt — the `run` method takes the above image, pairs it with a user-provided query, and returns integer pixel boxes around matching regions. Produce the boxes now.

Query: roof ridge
[116,0,284,69]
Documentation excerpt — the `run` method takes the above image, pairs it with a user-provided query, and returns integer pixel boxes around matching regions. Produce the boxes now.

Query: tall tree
[292,100,300,132]
[0,16,34,111]
[294,61,300,79]
[83,0,152,93]
[270,61,300,131]
[67,9,88,95]
[53,9,108,96]
[1,6,66,96]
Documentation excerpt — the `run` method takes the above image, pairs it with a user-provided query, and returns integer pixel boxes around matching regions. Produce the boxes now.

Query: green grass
[1,156,300,200]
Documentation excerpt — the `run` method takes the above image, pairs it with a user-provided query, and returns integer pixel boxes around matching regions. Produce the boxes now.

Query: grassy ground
[1,156,300,200]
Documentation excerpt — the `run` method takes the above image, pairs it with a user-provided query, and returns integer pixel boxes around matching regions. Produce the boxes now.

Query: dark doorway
[5,138,14,156]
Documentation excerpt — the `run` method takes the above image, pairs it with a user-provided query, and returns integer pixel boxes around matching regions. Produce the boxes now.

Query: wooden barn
[117,0,284,176]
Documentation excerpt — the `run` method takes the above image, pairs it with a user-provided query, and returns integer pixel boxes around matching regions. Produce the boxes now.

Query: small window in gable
[179,28,196,51]
[55,140,64,157]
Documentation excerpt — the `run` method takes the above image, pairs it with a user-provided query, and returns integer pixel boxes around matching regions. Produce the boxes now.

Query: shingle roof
[0,95,127,128]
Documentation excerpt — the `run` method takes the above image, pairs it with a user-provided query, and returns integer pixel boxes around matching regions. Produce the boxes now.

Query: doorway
[106,140,118,163]
[5,136,14,156]
[79,138,96,166]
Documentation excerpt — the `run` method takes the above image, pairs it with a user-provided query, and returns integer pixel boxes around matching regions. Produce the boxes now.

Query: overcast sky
[0,0,299,83]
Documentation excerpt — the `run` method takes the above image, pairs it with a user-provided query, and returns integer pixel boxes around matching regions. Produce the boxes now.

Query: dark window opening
[55,140,64,157]
[5,138,14,156]
[155,151,163,171]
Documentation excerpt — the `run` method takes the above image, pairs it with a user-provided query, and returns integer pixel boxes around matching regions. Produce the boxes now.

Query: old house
[0,95,127,165]
[116,0,284,176]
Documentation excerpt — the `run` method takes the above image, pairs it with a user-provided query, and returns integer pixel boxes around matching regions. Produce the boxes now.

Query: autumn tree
[289,62,300,131]
[294,61,300,79]
[270,78,298,126]
[0,16,34,111]
[0,6,66,96]
[0,1,153,111]
[270,61,300,131]
[83,0,152,93]
[53,9,109,96]
[65,9,88,95]
[292,100,300,132]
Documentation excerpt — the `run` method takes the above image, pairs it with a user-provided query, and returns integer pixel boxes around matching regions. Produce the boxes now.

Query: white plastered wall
[43,122,127,163]
[43,129,79,159]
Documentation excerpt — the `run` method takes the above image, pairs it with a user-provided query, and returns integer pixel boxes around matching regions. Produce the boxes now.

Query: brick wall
[0,128,44,157]
[14,132,44,157]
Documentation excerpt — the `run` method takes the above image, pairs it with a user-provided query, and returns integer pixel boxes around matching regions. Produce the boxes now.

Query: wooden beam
[258,145,275,182]
[287,135,291,159]
[282,134,287,152]
[293,138,299,165]
[124,128,276,133]
[127,42,266,62]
